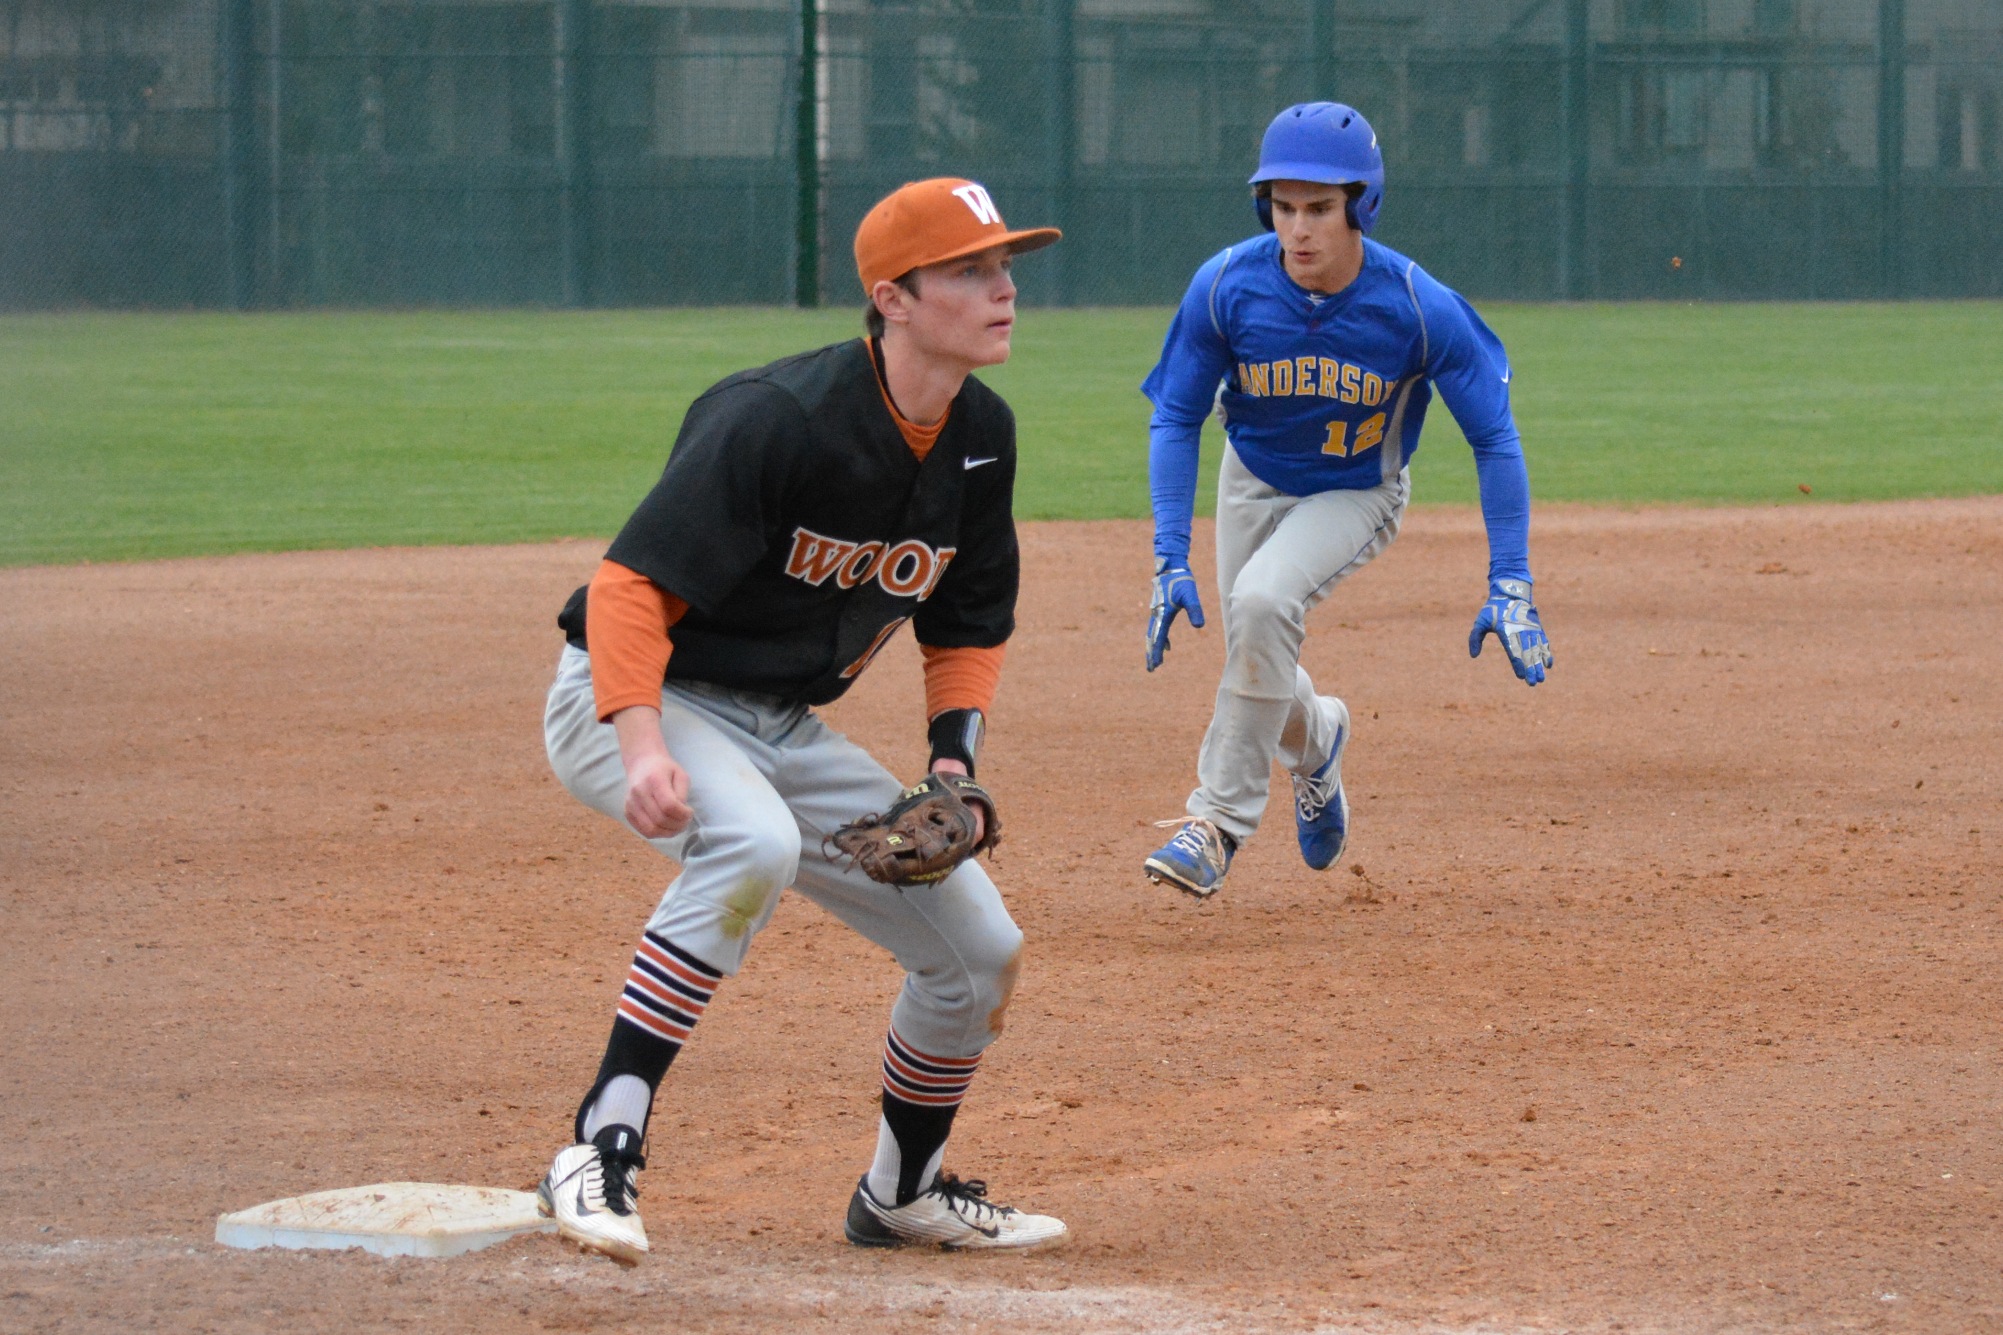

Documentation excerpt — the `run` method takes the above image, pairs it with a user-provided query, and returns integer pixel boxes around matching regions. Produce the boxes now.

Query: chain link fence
[3,0,1999,309]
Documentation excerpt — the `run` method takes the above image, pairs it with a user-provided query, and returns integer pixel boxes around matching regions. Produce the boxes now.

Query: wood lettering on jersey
[785,527,958,602]
[838,542,886,589]
[784,529,855,585]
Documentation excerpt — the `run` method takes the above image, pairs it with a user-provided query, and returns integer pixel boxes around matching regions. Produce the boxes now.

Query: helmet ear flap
[1253,185,1274,232]
[1352,184,1383,235]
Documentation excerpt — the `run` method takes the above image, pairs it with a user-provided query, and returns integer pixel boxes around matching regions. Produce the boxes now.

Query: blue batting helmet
[1249,102,1384,235]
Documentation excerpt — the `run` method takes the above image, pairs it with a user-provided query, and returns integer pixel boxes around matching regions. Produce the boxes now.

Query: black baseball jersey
[558,338,1019,707]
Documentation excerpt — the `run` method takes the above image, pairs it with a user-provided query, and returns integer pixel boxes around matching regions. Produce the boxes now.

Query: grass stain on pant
[719,880,774,940]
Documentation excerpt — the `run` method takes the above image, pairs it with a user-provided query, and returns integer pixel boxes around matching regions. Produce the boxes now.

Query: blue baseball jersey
[1143,233,1532,584]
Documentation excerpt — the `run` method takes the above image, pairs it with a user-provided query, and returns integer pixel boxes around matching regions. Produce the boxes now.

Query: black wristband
[926,708,985,778]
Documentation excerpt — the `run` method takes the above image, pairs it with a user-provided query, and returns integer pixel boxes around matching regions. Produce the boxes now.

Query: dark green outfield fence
[4,0,2000,310]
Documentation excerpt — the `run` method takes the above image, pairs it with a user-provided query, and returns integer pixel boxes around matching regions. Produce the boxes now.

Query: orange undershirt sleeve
[920,643,1007,719]
[586,559,689,723]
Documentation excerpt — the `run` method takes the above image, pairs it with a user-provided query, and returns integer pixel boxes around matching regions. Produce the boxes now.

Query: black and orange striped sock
[574,932,723,1143]
[868,1025,984,1205]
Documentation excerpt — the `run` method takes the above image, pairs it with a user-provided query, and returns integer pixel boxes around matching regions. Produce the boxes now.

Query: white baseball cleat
[537,1124,649,1266]
[844,1172,1069,1251]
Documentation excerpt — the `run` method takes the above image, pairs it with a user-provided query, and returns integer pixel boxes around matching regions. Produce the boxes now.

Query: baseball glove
[827,773,1001,887]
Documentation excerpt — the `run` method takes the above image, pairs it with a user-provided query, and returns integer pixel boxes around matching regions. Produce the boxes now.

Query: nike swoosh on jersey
[963,456,998,470]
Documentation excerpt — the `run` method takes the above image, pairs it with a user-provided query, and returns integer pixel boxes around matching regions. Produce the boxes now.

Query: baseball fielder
[1141,102,1553,898]
[535,179,1067,1263]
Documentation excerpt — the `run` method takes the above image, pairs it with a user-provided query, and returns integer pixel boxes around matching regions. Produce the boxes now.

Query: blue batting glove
[1146,558,1206,672]
[1469,578,1553,686]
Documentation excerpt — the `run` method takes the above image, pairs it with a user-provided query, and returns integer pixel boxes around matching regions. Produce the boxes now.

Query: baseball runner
[1141,102,1554,898]
[535,178,1067,1263]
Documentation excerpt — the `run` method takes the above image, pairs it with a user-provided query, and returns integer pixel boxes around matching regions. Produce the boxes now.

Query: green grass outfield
[3,302,1998,566]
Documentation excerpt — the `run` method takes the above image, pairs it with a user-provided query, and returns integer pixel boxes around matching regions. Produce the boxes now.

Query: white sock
[582,1074,653,1142]
[865,1116,946,1204]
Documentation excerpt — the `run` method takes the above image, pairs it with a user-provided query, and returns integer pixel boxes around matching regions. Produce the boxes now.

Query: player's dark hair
[863,269,922,338]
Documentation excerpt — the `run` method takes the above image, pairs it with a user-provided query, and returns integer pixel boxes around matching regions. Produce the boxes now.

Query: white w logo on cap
[950,183,1001,226]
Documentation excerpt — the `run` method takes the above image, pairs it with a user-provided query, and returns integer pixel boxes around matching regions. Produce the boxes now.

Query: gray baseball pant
[1188,444,1410,844]
[543,645,1023,1062]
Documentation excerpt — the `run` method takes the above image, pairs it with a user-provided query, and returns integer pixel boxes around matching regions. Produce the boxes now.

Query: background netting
[3,0,1999,309]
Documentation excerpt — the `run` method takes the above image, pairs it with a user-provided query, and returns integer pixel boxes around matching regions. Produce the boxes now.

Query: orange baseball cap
[854,178,1061,293]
